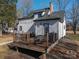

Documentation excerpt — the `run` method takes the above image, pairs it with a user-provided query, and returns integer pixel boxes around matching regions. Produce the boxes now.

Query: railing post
[27,32,30,44]
[46,32,49,48]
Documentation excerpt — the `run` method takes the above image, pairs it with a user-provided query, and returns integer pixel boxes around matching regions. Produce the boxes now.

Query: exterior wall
[17,14,38,33]
[35,20,58,36]
[49,21,58,33]
[58,18,66,39]
[17,19,35,33]
[17,18,66,39]
[35,25,44,35]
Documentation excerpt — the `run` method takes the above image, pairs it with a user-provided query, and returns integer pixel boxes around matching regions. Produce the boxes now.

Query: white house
[15,8,66,40]
[15,1,66,40]
[8,2,66,59]
[34,11,66,39]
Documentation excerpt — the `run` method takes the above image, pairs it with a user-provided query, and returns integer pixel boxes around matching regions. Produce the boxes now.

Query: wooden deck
[8,37,59,53]
[8,33,59,59]
[8,42,46,53]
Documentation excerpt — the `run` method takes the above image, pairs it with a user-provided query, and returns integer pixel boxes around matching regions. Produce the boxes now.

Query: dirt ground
[66,31,79,34]
[0,34,13,43]
[0,45,9,59]
[0,38,78,59]
[47,38,79,59]
[0,45,34,59]
[5,52,35,59]
[0,34,79,59]
[0,34,13,59]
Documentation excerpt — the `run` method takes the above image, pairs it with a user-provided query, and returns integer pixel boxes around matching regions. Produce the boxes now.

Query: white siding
[35,20,58,36]
[17,18,66,39]
[35,25,44,36]
[18,19,35,33]
[49,22,58,33]
[63,18,66,36]
[58,18,66,39]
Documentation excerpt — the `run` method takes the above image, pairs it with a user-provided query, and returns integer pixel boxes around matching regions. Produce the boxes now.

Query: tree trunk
[73,30,76,35]
[73,25,77,35]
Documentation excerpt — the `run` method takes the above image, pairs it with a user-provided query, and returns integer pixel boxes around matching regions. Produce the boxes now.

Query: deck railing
[13,32,58,48]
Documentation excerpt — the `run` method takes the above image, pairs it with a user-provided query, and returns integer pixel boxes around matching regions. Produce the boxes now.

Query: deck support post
[13,33,16,42]
[39,54,47,59]
[27,32,30,44]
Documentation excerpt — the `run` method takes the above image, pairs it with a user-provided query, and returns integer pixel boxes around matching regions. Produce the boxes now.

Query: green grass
[66,34,79,41]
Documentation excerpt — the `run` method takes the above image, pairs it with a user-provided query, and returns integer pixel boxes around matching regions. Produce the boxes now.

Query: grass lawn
[66,34,79,41]
[0,45,9,59]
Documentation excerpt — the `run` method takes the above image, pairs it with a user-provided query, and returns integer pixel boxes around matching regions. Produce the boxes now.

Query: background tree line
[0,0,78,34]
[55,0,79,34]
[0,0,17,27]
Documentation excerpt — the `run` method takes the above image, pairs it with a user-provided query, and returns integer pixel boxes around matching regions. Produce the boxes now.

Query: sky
[16,0,74,17]
[32,0,50,10]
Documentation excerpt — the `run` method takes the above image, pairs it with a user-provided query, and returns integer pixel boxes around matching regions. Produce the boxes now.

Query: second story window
[34,14,38,19]
[38,13,42,17]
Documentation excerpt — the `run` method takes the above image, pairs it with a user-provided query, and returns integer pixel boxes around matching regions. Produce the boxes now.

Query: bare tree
[17,0,32,18]
[69,0,79,34]
[56,0,70,23]
[56,0,70,11]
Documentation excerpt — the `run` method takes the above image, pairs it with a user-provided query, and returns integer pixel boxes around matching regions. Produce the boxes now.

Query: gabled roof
[18,16,34,20]
[18,8,50,20]
[33,8,50,14]
[18,7,65,23]
[34,11,65,23]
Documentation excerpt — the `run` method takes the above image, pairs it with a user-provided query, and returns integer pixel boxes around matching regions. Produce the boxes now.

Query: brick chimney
[49,1,53,15]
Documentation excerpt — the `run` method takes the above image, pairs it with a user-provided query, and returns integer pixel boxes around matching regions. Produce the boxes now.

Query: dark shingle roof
[33,8,50,14]
[18,7,65,23]
[18,8,50,20]
[34,11,65,23]
[18,16,34,20]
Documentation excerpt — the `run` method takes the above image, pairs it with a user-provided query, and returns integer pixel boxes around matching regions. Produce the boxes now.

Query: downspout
[57,20,59,40]
[62,20,63,39]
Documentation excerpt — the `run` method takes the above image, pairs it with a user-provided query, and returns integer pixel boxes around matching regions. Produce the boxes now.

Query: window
[43,23,49,33]
[19,26,22,31]
[38,13,42,17]
[42,12,45,16]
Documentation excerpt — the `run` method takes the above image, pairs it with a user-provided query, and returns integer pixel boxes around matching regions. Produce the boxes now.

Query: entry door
[44,23,49,33]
